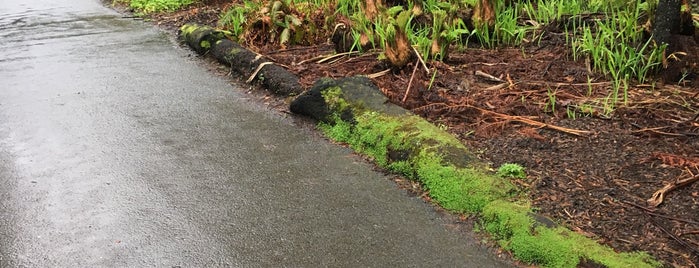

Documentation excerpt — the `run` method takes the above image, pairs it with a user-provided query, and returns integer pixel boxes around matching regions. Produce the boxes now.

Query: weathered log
[178,24,229,54]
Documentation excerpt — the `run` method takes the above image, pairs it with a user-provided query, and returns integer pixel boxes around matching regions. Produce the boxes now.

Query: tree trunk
[652,0,682,48]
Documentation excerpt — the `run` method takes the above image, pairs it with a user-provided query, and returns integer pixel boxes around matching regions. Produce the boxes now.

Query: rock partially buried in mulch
[291,76,481,169]
[290,76,408,121]
[179,23,303,95]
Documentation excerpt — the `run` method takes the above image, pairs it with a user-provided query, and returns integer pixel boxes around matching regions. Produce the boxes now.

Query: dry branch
[367,68,391,79]
[412,46,430,74]
[403,59,420,103]
[413,103,591,136]
[647,172,699,207]
[475,70,504,83]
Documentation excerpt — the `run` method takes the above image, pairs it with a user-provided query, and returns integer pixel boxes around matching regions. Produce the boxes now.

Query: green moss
[481,200,659,268]
[180,24,198,36]
[319,116,352,143]
[509,227,580,267]
[387,160,413,177]
[415,152,510,212]
[482,200,532,241]
[321,86,351,112]
[200,40,211,49]
[320,106,510,213]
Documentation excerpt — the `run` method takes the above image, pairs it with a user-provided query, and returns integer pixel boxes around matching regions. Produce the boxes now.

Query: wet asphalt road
[0,0,511,267]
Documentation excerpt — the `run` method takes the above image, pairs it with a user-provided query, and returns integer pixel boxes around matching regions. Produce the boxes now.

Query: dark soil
[139,2,699,267]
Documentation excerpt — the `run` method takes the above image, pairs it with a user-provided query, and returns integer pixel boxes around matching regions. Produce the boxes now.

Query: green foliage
[147,0,666,98]
[496,163,526,179]
[128,0,195,13]
[218,2,252,39]
[213,0,665,105]
[219,0,319,47]
[570,8,664,84]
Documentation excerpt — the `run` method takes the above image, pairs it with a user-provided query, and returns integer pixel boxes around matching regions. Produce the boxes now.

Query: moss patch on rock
[292,76,660,268]
[179,24,232,54]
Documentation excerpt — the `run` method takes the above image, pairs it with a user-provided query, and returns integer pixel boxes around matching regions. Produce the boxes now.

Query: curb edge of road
[178,23,660,268]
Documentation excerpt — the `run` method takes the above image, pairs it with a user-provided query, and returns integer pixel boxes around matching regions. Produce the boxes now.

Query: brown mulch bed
[139,2,699,266]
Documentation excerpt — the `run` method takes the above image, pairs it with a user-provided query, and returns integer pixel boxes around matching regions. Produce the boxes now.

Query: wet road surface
[0,0,511,267]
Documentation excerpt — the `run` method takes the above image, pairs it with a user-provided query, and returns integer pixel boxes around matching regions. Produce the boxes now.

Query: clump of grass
[496,163,526,179]
[127,0,195,13]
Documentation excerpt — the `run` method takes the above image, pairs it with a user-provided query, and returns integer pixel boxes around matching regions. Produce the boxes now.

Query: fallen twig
[267,45,328,55]
[521,81,612,87]
[246,62,274,83]
[471,62,509,66]
[403,59,420,103]
[367,69,391,79]
[470,105,591,136]
[317,51,359,64]
[412,103,591,136]
[623,200,699,262]
[475,70,504,83]
[296,54,332,65]
[631,127,686,137]
[648,216,699,257]
[680,230,699,237]
[483,83,510,91]
[412,46,430,74]
[647,172,699,207]
[621,200,699,225]
[297,51,360,65]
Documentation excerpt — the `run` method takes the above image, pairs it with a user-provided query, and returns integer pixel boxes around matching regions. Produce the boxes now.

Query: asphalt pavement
[0,0,511,266]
